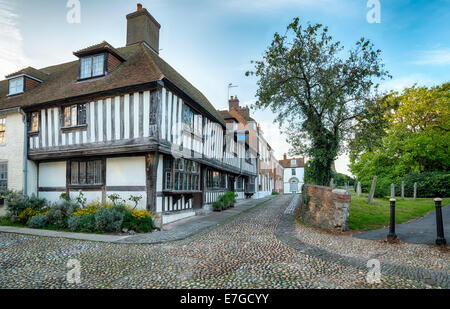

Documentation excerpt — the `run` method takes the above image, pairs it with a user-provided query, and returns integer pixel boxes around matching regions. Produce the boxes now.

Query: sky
[1,0,449,175]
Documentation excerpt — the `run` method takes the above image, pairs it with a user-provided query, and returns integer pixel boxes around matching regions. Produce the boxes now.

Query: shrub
[212,201,224,211]
[46,200,79,228]
[122,210,153,233]
[94,208,124,233]
[17,208,40,225]
[28,215,48,229]
[272,192,280,195]
[0,190,48,218]
[78,214,96,233]
[402,172,450,198]
[67,216,81,232]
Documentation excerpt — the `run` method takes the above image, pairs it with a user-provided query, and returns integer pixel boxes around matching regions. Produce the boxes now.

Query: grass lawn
[347,191,449,231]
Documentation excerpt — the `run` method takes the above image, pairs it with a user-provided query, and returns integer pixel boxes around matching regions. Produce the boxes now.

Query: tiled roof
[279,157,305,168]
[5,66,49,81]
[0,43,225,125]
[73,41,125,61]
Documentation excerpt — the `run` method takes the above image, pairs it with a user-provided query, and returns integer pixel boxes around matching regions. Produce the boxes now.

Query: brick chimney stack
[126,4,161,54]
[284,153,287,160]
[229,95,240,111]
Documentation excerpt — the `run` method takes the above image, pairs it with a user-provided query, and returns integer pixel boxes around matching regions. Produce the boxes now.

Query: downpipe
[18,108,28,196]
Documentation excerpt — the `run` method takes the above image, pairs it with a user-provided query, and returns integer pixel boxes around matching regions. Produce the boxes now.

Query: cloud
[0,0,29,79]
[379,74,434,92]
[412,49,450,66]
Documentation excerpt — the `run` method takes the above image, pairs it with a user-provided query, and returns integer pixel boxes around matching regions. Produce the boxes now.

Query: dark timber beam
[146,152,159,212]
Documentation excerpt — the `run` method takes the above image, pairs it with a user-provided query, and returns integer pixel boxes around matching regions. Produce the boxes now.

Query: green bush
[402,172,450,198]
[272,192,280,195]
[79,214,96,233]
[122,211,153,233]
[46,200,79,228]
[29,215,48,229]
[360,172,449,198]
[94,208,124,233]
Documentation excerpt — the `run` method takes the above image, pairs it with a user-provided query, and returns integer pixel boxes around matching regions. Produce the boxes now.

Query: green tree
[350,83,450,188]
[247,18,389,185]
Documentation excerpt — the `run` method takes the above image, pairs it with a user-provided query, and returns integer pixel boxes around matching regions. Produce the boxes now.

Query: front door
[290,179,299,192]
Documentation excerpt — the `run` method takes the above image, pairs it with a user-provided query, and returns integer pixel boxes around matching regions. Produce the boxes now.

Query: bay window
[164,157,200,191]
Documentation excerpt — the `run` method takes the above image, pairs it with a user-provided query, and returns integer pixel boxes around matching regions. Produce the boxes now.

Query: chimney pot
[126,5,161,53]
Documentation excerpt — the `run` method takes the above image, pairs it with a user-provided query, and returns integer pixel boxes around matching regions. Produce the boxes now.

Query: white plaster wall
[27,160,38,196]
[0,112,25,191]
[39,192,64,204]
[284,167,305,194]
[106,156,146,186]
[106,191,147,209]
[39,161,66,187]
[0,112,25,216]
[69,191,103,203]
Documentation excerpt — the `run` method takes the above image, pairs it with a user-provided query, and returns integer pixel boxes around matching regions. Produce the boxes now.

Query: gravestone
[357,182,362,196]
[368,176,377,204]
[390,183,395,198]
[413,182,417,200]
[330,178,334,188]
[401,181,405,200]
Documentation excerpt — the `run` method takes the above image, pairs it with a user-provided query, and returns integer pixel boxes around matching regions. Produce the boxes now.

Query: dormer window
[8,77,24,96]
[80,54,105,79]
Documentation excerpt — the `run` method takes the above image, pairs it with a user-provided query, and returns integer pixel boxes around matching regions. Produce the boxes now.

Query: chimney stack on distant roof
[229,95,240,111]
[126,4,161,54]
[284,153,287,160]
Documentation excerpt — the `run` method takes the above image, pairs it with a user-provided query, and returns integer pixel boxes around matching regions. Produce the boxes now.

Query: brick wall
[24,77,41,91]
[297,184,351,232]
[108,53,122,72]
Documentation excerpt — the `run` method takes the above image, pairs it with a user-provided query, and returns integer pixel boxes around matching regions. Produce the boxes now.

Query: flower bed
[0,190,154,234]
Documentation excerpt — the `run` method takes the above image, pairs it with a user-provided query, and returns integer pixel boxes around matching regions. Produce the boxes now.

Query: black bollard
[387,198,397,240]
[434,198,447,246]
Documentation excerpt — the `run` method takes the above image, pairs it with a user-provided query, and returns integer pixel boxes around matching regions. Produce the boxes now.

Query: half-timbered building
[0,5,259,224]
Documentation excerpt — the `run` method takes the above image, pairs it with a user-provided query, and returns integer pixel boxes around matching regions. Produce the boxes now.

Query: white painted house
[280,154,305,194]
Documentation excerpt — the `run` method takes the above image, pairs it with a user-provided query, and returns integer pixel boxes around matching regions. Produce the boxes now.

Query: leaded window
[0,117,5,144]
[63,104,87,127]
[29,112,39,133]
[70,159,102,185]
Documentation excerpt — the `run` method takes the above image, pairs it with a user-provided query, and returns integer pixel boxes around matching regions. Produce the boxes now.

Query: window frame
[0,162,7,192]
[68,159,104,188]
[78,53,107,81]
[8,77,24,96]
[28,112,40,135]
[164,158,200,192]
[0,116,6,144]
[62,104,88,130]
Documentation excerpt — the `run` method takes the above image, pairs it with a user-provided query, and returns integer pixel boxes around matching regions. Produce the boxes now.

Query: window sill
[76,74,106,83]
[7,92,24,97]
[61,125,87,133]
[28,131,39,137]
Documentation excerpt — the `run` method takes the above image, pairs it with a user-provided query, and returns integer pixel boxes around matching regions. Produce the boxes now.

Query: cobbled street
[0,195,448,289]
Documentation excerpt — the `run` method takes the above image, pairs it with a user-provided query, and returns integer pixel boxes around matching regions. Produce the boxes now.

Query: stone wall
[297,185,351,232]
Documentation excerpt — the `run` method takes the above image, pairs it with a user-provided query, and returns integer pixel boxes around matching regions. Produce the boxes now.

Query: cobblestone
[0,195,447,289]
